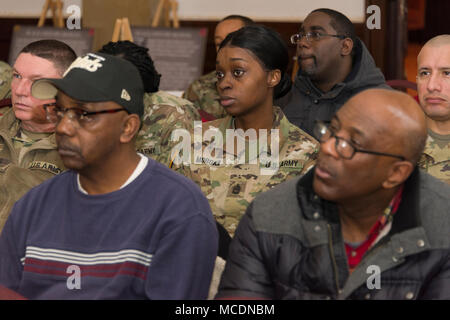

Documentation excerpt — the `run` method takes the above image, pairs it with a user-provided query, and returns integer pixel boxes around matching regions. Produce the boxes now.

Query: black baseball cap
[31,52,144,118]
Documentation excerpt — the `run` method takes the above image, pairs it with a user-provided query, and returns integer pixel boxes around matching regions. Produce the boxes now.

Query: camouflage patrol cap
[31,52,144,117]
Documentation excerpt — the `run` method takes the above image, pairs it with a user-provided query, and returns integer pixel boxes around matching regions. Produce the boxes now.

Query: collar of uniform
[207,70,218,84]
[0,106,21,138]
[218,106,289,151]
[1,106,57,147]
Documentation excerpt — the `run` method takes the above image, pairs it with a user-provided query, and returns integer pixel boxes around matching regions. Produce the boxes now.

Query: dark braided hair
[98,41,161,93]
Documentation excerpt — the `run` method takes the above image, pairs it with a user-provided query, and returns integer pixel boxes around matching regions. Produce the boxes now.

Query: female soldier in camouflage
[172,25,319,236]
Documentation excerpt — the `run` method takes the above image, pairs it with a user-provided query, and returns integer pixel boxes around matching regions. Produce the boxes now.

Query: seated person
[0,40,76,233]
[183,15,254,119]
[172,25,319,237]
[416,35,450,184]
[98,40,201,165]
[99,41,229,300]
[277,8,388,137]
[0,53,218,300]
[217,88,450,300]
[0,61,12,100]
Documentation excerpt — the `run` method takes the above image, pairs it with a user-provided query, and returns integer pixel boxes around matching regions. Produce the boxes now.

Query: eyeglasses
[290,31,346,44]
[313,121,406,161]
[43,103,128,127]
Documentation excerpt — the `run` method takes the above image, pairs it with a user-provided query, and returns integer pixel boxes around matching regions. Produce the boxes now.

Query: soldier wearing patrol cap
[0,40,76,233]
[416,35,450,184]
[0,52,218,299]
[183,15,254,119]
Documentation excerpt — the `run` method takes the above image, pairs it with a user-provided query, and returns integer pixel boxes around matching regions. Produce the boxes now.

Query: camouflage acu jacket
[0,106,65,233]
[135,91,201,165]
[171,106,319,236]
[0,61,12,100]
[183,71,227,119]
[418,130,450,184]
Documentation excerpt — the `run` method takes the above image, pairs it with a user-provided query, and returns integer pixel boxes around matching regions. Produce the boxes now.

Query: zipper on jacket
[327,223,341,296]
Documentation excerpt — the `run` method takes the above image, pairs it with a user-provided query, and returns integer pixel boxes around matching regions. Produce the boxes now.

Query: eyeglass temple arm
[356,149,406,161]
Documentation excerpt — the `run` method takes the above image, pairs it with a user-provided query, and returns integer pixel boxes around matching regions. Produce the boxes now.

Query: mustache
[316,156,335,177]
[56,140,81,154]
[424,94,447,100]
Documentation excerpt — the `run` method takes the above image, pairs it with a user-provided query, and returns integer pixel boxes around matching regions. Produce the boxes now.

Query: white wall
[0,0,82,17]
[178,0,365,22]
[0,0,365,22]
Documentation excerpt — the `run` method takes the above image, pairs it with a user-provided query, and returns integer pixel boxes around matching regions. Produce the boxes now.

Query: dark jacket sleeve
[215,203,275,299]
[0,205,24,294]
[419,251,450,299]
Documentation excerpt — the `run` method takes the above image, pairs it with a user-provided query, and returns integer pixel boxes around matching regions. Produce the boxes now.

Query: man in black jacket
[217,89,450,300]
[277,8,388,137]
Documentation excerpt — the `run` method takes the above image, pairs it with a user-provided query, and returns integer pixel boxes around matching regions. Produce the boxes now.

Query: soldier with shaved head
[417,35,450,184]
[217,88,450,300]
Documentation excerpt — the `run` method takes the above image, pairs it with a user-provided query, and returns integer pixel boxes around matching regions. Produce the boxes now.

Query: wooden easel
[112,17,134,42]
[38,0,64,28]
[152,0,180,28]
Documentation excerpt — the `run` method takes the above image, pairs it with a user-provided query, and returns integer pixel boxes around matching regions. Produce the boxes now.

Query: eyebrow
[216,57,247,65]
[300,25,327,32]
[331,115,340,125]
[56,96,88,110]
[420,66,450,70]
[12,68,48,80]
[332,115,366,139]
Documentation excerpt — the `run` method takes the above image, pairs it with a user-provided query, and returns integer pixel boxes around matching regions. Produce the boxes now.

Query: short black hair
[98,41,161,93]
[220,15,254,26]
[311,8,356,43]
[19,39,77,75]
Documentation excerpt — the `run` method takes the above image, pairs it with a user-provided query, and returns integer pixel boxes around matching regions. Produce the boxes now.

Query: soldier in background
[0,61,12,100]
[0,40,76,233]
[98,41,201,165]
[416,35,450,184]
[173,25,318,236]
[183,15,254,120]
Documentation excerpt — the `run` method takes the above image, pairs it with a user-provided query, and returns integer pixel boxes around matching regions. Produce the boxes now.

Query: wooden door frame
[364,0,408,80]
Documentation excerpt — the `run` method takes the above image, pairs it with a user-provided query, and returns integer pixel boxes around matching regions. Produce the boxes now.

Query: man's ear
[120,114,141,144]
[267,69,281,88]
[341,38,353,56]
[382,161,414,189]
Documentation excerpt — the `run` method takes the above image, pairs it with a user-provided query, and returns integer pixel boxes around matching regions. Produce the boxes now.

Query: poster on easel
[8,0,94,65]
[8,26,94,65]
[132,27,207,91]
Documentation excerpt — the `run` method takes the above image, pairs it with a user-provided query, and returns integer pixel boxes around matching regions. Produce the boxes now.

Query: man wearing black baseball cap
[0,53,218,300]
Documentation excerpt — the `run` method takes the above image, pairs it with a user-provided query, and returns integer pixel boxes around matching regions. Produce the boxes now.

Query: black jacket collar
[296,167,422,232]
